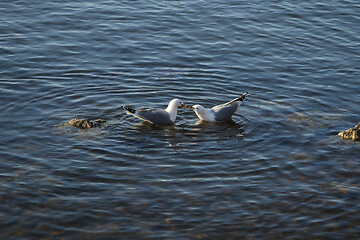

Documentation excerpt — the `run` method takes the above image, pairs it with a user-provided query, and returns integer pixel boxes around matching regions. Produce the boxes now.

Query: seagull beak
[181,104,193,109]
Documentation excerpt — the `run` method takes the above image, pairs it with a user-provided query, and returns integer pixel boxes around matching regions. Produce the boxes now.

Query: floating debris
[68,118,105,129]
[338,122,360,141]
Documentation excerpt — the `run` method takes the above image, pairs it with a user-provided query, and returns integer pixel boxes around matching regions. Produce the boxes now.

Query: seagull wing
[135,109,173,125]
[212,103,239,121]
[223,92,249,106]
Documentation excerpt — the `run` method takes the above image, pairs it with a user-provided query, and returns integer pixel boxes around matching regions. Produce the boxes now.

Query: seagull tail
[121,106,136,114]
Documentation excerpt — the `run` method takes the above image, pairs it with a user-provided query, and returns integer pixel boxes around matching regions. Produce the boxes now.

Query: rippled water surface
[1,0,360,239]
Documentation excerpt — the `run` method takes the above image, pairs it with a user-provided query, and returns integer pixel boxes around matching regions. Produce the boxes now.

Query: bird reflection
[127,118,246,148]
[194,119,243,131]
[133,121,176,131]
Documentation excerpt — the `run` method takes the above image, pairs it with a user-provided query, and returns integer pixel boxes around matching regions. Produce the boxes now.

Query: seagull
[121,99,185,125]
[186,92,249,122]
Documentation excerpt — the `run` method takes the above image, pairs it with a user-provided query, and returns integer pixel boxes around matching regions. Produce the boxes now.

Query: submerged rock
[338,122,360,141]
[69,118,105,129]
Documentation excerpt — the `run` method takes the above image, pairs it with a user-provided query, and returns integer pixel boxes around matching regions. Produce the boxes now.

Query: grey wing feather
[223,92,249,106]
[212,92,248,121]
[136,109,173,125]
[212,102,239,121]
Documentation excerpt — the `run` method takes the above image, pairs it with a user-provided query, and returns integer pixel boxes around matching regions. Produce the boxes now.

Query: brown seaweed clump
[69,118,105,129]
[338,122,360,141]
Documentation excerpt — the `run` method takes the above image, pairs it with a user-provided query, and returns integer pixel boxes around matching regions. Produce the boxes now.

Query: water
[1,0,360,239]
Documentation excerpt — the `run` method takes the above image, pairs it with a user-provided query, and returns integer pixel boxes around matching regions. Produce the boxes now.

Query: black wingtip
[237,92,249,102]
[121,106,136,114]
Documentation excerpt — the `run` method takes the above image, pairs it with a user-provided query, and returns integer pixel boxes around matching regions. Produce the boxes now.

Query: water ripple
[1,0,360,239]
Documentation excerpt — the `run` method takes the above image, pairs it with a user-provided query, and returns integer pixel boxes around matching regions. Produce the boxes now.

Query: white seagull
[122,99,185,125]
[188,92,249,122]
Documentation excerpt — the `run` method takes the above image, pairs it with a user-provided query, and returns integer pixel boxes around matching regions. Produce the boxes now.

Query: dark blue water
[1,0,360,239]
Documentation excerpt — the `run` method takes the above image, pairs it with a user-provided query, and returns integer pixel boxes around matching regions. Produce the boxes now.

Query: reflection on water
[194,119,244,131]
[1,0,360,239]
[126,118,246,147]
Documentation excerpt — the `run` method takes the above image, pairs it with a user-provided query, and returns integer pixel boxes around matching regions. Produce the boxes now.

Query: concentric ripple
[0,0,359,239]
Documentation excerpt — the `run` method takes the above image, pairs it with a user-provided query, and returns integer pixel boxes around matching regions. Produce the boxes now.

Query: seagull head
[192,104,205,113]
[169,98,184,108]
[170,98,194,109]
